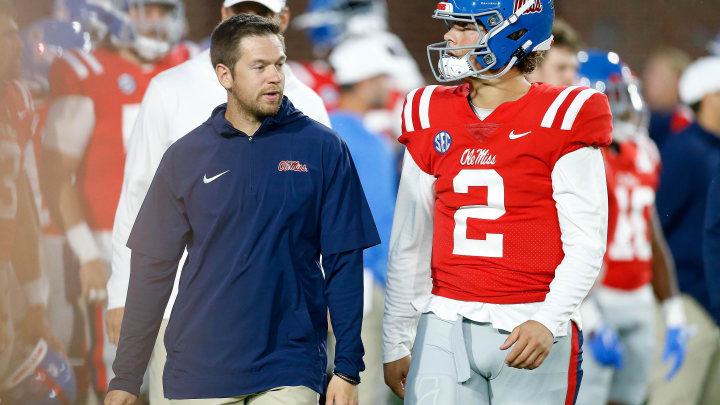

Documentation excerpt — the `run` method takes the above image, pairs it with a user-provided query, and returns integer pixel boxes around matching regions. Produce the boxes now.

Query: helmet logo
[437,2,454,12]
[514,0,543,14]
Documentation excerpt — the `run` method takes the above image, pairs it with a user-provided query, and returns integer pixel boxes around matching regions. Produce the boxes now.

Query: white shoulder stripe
[76,51,104,75]
[418,85,438,130]
[561,88,601,130]
[540,85,580,128]
[403,88,419,133]
[13,81,32,111]
[61,51,89,80]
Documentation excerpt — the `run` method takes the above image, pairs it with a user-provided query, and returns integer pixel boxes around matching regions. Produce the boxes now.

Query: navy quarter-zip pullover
[108,99,380,399]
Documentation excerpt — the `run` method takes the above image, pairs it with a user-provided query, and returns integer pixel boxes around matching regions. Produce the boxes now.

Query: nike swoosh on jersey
[203,170,230,184]
[509,130,532,140]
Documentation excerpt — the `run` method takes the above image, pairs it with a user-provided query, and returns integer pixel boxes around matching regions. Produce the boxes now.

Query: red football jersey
[47,48,166,231]
[399,83,612,304]
[1,80,35,260]
[602,136,661,290]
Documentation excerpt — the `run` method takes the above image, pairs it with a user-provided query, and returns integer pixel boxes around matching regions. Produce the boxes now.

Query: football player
[1,0,59,391]
[526,18,582,87]
[382,1,612,403]
[40,0,187,397]
[574,50,687,405]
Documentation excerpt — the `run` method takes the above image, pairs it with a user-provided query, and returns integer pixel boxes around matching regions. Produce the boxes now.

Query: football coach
[105,14,379,405]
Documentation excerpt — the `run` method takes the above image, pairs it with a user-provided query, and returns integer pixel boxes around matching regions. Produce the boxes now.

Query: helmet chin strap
[133,35,171,61]
[439,39,533,81]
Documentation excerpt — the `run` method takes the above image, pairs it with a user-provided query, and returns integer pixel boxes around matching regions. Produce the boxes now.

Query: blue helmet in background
[20,18,91,94]
[293,0,387,56]
[427,0,555,81]
[578,49,648,140]
[0,339,77,405]
[53,0,135,47]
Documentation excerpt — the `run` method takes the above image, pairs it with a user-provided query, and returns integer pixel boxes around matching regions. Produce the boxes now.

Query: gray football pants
[406,313,583,405]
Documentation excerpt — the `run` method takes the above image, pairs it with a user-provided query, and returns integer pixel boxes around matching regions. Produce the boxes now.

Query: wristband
[66,222,101,264]
[662,296,686,328]
[22,277,49,307]
[333,370,360,385]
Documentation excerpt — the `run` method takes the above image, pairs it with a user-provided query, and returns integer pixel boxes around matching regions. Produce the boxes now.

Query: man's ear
[279,8,290,32]
[216,63,233,91]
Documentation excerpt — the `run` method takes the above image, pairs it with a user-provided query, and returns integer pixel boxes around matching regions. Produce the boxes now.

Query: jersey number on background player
[608,185,654,261]
[453,169,506,257]
[0,128,21,220]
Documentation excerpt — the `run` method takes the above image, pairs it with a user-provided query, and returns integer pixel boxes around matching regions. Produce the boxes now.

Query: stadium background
[11,0,720,79]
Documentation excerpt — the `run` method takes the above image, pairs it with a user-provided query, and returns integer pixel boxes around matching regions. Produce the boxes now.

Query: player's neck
[225,96,263,137]
[697,109,720,138]
[466,69,531,110]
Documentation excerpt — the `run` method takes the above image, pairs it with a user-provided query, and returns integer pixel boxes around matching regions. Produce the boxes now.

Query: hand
[80,259,109,301]
[325,375,358,405]
[105,390,137,405]
[383,355,410,399]
[500,320,554,370]
[662,326,688,380]
[19,305,63,351]
[106,307,125,345]
[587,323,624,369]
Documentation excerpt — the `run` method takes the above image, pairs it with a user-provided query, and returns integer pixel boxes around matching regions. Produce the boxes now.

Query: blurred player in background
[328,35,397,405]
[292,0,424,138]
[527,18,582,87]
[574,49,687,405]
[642,47,693,150]
[107,1,330,403]
[383,0,612,403]
[650,56,720,405]
[39,0,188,400]
[0,1,75,403]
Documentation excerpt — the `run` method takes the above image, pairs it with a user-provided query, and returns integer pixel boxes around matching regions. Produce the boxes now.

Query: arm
[323,249,365,379]
[382,150,434,398]
[382,150,434,363]
[704,175,720,309]
[503,147,608,370]
[651,207,680,302]
[107,250,180,396]
[107,80,171,343]
[41,96,107,300]
[107,155,190,398]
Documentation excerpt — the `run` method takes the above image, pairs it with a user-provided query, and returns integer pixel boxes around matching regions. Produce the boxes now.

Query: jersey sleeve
[397,87,435,175]
[48,51,86,98]
[561,91,613,157]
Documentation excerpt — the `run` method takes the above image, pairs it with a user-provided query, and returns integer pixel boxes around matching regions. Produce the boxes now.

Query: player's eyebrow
[250,55,287,65]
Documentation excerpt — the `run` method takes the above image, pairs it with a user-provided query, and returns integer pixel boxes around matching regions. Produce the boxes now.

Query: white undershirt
[382,145,608,363]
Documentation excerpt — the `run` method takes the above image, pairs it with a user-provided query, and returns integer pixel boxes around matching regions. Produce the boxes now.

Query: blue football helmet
[0,339,77,405]
[578,49,648,141]
[427,0,555,81]
[20,18,91,94]
[53,0,184,60]
[293,0,388,56]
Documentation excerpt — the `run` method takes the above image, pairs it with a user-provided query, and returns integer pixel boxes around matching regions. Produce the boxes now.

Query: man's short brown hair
[210,13,283,73]
[551,18,583,54]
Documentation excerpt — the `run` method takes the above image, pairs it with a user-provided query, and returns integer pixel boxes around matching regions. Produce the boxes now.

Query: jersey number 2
[453,169,506,257]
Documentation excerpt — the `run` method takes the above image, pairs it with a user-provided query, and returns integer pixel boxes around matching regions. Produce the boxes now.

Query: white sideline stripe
[419,85,438,129]
[403,88,419,133]
[77,50,104,75]
[62,51,89,80]
[561,88,601,130]
[541,85,580,128]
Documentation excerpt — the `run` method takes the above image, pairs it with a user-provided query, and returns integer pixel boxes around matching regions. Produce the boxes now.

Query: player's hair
[649,46,692,77]
[210,13,284,73]
[551,18,583,54]
[517,51,546,74]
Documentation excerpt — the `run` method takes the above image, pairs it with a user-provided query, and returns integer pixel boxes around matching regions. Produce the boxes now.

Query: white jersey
[107,49,331,316]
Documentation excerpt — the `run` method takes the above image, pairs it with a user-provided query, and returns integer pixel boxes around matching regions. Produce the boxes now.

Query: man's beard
[230,86,284,120]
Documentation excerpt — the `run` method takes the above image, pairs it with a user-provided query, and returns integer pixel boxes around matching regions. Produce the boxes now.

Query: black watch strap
[333,370,360,385]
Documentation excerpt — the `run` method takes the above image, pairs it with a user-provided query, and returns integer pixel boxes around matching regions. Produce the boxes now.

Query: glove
[587,323,624,369]
[662,296,688,380]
